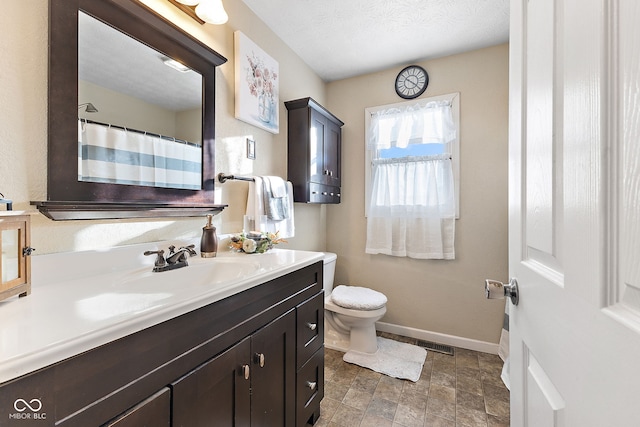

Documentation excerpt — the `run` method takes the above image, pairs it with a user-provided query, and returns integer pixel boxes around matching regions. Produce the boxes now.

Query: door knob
[485,278,519,306]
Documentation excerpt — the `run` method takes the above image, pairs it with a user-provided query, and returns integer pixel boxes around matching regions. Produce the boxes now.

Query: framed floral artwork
[234,31,279,134]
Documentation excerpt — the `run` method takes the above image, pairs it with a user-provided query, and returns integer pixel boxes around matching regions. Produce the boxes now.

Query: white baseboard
[376,321,499,355]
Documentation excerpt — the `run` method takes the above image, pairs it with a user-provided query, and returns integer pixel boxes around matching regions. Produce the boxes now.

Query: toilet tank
[322,252,337,294]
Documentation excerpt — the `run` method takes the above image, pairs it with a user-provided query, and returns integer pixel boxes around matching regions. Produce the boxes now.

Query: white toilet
[322,253,387,354]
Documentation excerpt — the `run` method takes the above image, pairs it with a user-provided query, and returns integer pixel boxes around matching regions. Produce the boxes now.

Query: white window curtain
[368,100,456,150]
[366,101,456,260]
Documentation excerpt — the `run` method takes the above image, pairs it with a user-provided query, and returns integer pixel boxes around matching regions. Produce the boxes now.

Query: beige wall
[1,0,327,254]
[326,44,509,344]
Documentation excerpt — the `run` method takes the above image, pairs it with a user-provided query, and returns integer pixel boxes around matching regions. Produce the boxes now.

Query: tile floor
[316,333,510,427]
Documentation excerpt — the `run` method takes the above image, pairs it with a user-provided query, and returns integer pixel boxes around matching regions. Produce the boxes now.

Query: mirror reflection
[78,11,203,190]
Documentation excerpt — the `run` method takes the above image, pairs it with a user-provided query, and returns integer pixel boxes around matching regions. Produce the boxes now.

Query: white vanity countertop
[0,243,324,384]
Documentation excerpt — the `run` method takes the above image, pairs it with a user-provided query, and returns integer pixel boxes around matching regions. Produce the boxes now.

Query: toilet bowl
[322,253,387,354]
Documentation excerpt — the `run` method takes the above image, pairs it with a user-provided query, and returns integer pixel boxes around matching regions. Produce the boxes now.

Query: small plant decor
[229,231,286,254]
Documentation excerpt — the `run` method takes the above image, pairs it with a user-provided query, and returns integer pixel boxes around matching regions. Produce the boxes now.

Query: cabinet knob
[322,192,328,195]
[254,353,265,368]
[306,322,317,331]
[306,381,317,391]
[242,364,250,380]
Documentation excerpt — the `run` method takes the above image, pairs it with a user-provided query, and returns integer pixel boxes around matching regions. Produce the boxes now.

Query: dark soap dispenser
[200,214,218,258]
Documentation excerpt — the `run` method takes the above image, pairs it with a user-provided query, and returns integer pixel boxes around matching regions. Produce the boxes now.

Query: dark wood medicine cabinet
[286,98,344,204]
[32,0,228,220]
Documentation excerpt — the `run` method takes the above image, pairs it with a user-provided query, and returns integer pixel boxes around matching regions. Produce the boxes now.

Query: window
[364,93,460,260]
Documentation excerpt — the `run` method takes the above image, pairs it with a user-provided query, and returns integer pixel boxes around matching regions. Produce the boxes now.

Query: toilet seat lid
[330,285,387,310]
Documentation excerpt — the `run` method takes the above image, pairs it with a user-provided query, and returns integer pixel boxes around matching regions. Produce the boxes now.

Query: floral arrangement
[229,231,287,254]
[245,53,278,100]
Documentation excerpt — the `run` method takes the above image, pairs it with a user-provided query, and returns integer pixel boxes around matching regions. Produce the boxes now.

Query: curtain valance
[368,100,456,150]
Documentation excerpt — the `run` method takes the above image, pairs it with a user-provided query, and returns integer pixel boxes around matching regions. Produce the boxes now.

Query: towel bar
[217,173,255,183]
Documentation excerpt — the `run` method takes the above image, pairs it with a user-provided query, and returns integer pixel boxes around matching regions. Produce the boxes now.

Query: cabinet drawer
[297,292,324,368]
[102,388,170,427]
[308,183,341,204]
[296,347,324,427]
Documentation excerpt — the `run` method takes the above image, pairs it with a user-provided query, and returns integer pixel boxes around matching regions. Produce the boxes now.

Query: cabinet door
[250,309,296,427]
[324,119,341,188]
[102,388,170,427]
[309,109,327,185]
[171,338,251,427]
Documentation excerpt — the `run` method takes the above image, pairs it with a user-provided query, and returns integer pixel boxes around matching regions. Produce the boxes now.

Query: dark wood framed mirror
[33,0,227,220]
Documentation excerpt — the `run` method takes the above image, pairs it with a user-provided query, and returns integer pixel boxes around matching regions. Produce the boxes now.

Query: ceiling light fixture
[170,0,228,25]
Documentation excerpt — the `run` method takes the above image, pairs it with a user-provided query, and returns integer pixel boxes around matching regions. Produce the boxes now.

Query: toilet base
[324,317,380,354]
[349,323,379,354]
[324,318,350,352]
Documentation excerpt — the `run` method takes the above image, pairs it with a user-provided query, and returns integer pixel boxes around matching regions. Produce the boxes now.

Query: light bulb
[195,0,228,25]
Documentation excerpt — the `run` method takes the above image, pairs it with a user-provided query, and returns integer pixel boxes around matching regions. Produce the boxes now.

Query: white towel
[246,177,295,238]
[262,176,289,220]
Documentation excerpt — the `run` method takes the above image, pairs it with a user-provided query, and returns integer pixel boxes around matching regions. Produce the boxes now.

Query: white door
[509,0,640,425]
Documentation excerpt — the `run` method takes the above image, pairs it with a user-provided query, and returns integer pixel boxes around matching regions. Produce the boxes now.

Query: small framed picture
[247,138,256,159]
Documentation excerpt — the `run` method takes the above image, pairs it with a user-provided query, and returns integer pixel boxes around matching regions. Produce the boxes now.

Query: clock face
[395,65,429,99]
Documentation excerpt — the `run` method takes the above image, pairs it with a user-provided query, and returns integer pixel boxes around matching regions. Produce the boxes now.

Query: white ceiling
[242,0,510,82]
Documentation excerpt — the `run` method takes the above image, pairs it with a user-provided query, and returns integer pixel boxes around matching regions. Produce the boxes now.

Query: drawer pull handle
[242,364,250,380]
[306,381,317,391]
[255,353,265,368]
[306,322,317,331]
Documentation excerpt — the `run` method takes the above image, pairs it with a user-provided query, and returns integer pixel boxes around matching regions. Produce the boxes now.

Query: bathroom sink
[114,256,263,292]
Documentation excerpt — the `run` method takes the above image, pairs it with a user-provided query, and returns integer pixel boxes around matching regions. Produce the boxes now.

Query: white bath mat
[342,337,427,382]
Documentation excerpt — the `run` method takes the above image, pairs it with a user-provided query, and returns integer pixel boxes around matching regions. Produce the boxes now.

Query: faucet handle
[180,244,197,257]
[144,249,166,267]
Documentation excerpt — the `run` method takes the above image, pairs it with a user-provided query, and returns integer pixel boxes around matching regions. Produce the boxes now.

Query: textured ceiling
[242,0,510,82]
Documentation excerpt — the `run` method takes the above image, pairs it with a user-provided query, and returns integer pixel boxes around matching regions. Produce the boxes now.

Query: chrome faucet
[166,245,197,264]
[144,244,197,272]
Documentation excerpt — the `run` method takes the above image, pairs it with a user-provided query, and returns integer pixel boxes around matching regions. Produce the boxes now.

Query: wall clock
[394,65,429,99]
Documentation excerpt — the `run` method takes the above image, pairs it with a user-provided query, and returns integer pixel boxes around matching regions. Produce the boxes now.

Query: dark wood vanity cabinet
[172,309,296,426]
[286,98,344,204]
[0,262,324,427]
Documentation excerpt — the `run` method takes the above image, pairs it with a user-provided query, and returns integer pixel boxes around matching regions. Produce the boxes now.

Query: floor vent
[417,340,454,356]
